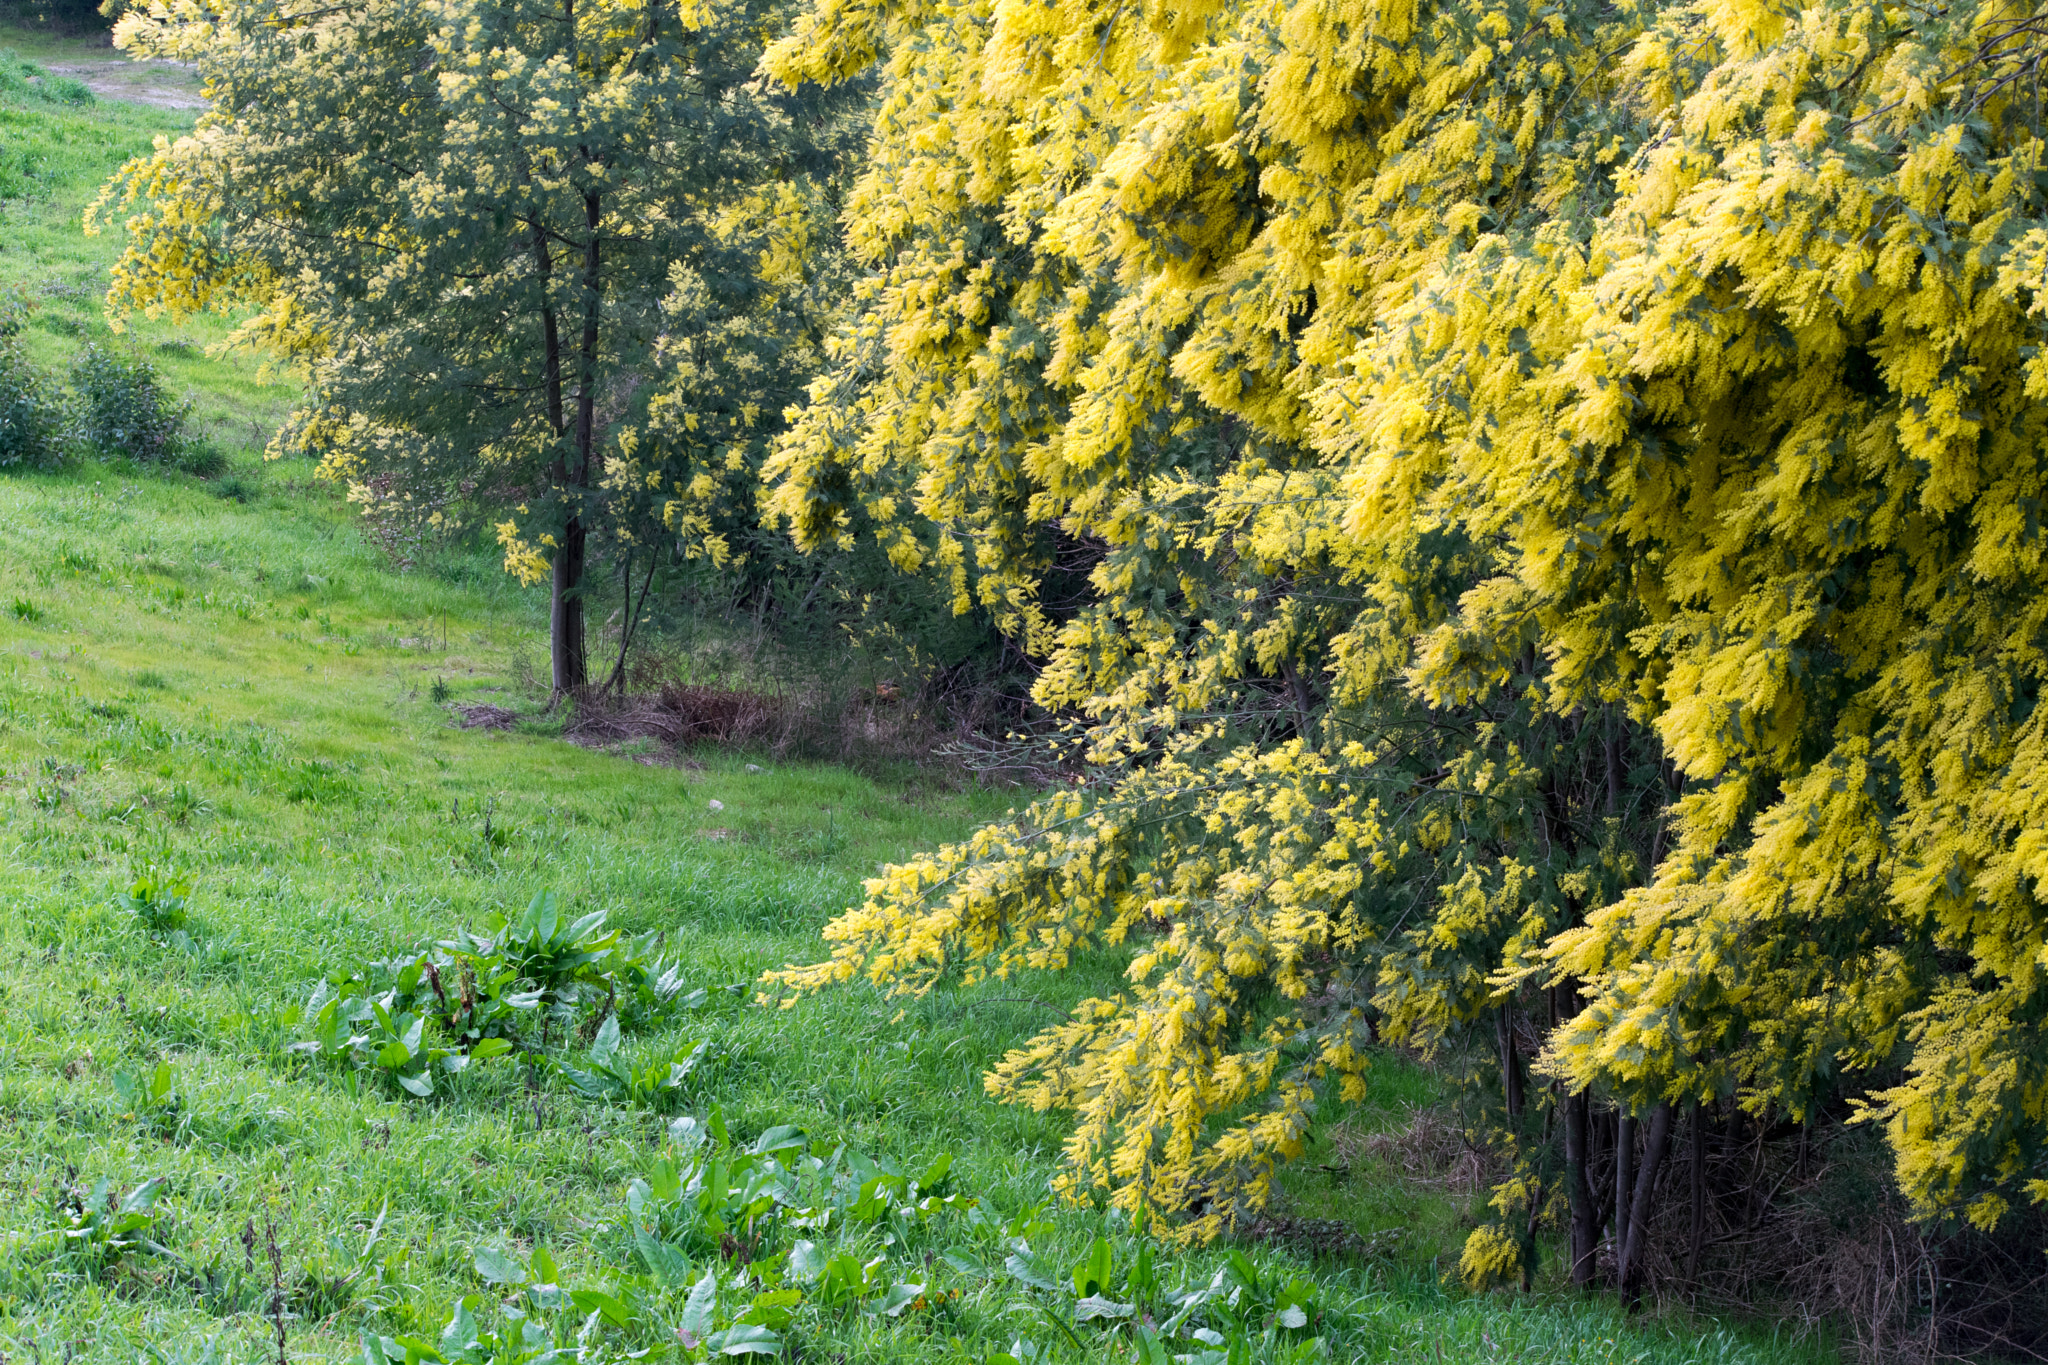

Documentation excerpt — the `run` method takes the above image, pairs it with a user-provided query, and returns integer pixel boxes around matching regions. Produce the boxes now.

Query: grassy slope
[0,35,1834,1365]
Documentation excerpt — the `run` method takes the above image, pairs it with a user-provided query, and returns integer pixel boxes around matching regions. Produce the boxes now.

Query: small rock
[708,799,724,812]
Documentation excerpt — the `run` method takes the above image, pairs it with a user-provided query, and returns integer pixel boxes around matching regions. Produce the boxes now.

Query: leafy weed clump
[292,890,690,1097]
[44,1175,174,1283]
[120,870,190,935]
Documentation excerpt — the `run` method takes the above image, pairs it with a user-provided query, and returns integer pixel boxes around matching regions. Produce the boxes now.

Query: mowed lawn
[0,32,1837,1365]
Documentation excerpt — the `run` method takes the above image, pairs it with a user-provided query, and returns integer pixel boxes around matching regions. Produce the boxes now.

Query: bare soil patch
[44,55,204,110]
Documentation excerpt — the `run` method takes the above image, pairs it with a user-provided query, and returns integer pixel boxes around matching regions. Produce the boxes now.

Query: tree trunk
[532,221,581,694]
[1615,1108,1635,1282]
[574,190,602,478]
[1565,1087,1598,1287]
[551,515,587,693]
[1687,1099,1707,1291]
[605,549,656,697]
[1618,1101,1675,1306]
[1498,1003,1524,1120]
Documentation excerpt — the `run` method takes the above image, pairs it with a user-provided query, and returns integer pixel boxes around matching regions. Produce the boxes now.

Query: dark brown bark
[551,515,587,693]
[1498,1003,1525,1120]
[1615,1108,1635,1277]
[1687,1099,1707,1290]
[1565,1086,1598,1287]
[574,190,602,484]
[1618,1101,1675,1305]
[535,227,563,440]
[1603,704,1622,815]
[605,548,657,697]
[534,222,585,692]
[541,190,604,697]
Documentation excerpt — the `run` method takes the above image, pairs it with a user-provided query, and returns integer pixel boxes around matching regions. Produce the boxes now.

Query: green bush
[70,342,217,471]
[0,292,64,470]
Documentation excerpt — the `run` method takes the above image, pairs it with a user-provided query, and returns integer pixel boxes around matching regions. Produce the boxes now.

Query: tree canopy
[757,0,2048,1280]
[97,0,860,689]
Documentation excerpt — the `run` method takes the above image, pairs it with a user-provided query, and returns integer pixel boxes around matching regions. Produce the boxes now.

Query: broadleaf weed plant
[291,890,693,1098]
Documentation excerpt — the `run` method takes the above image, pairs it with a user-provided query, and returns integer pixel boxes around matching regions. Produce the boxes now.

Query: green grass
[0,30,1843,1365]
[0,36,290,464]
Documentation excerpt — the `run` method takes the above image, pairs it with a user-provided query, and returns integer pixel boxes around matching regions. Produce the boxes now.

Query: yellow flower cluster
[763,0,2048,1258]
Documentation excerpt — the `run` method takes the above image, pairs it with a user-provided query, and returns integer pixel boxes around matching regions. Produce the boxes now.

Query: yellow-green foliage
[93,0,858,592]
[760,0,2048,1255]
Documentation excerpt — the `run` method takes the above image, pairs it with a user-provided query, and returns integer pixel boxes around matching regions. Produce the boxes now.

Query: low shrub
[213,472,258,502]
[70,342,216,471]
[0,290,65,470]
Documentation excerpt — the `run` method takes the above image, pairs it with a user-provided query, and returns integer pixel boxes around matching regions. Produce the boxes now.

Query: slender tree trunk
[551,516,587,693]
[1498,1003,1524,1120]
[1618,1101,1675,1306]
[574,190,602,479]
[1687,1099,1707,1291]
[606,549,656,697]
[1603,704,1622,815]
[533,223,584,693]
[535,228,563,438]
[546,190,603,699]
[1565,1086,1598,1287]
[1615,1108,1635,1282]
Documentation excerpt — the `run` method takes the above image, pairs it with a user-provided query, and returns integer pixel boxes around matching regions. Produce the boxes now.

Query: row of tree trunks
[1534,983,1688,1303]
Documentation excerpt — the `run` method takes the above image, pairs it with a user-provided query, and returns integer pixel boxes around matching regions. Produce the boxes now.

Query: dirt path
[43,53,203,110]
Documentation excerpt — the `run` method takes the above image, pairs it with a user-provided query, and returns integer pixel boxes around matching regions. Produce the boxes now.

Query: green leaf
[704,1323,781,1356]
[438,1299,482,1357]
[569,1287,632,1326]
[468,1037,513,1062]
[119,1176,167,1215]
[473,1244,526,1285]
[875,1282,925,1317]
[1074,1294,1134,1321]
[1005,1249,1059,1292]
[557,1064,609,1100]
[634,1226,691,1287]
[395,1070,434,1098]
[1074,1235,1113,1296]
[1224,1249,1261,1296]
[526,890,557,942]
[645,1156,683,1202]
[748,1124,806,1159]
[667,1039,710,1086]
[786,1238,822,1283]
[589,1013,621,1067]
[680,1269,718,1341]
